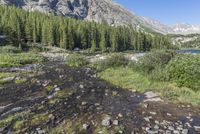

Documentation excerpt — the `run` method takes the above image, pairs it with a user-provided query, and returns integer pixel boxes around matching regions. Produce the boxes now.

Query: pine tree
[99,28,106,52]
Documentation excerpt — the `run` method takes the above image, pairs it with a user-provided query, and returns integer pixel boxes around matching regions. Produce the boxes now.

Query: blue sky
[115,0,200,25]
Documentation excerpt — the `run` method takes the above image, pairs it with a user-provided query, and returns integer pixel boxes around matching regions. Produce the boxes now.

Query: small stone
[131,89,137,93]
[113,120,119,125]
[168,126,175,131]
[144,117,150,122]
[119,130,123,134]
[173,130,180,134]
[59,75,64,78]
[155,120,159,124]
[143,103,149,108]
[80,85,84,89]
[185,122,191,127]
[182,129,189,134]
[189,118,193,122]
[146,128,158,134]
[94,103,100,106]
[165,130,171,134]
[194,126,200,132]
[154,125,159,130]
[167,113,172,116]
[82,124,90,130]
[187,105,191,108]
[96,106,103,111]
[76,96,81,99]
[55,87,60,91]
[102,115,111,127]
[118,113,123,118]
[150,111,156,115]
[54,85,58,88]
[38,130,45,134]
[81,102,87,106]
[144,91,159,98]
[93,74,97,78]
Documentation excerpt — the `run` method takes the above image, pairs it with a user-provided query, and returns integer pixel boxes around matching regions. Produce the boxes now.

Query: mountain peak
[0,0,200,34]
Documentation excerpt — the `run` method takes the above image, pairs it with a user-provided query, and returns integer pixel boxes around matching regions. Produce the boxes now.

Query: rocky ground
[0,56,200,134]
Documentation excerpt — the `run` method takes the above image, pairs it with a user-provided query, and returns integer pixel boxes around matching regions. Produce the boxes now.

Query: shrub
[164,54,200,90]
[136,50,176,73]
[0,45,22,53]
[66,54,88,67]
[94,53,128,71]
[0,53,44,68]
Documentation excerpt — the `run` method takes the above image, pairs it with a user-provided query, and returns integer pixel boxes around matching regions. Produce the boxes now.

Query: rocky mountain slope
[0,0,200,34]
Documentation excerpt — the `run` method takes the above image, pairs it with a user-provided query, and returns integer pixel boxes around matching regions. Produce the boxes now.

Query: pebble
[55,87,60,91]
[144,117,150,122]
[168,126,175,131]
[167,113,172,116]
[102,116,111,127]
[79,85,84,89]
[182,129,189,134]
[131,90,137,93]
[118,113,123,118]
[143,103,149,108]
[76,96,81,99]
[194,126,200,132]
[113,120,119,125]
[155,120,159,124]
[81,102,87,106]
[94,103,100,106]
[150,112,157,115]
[154,125,159,130]
[173,130,180,134]
[82,124,90,130]
[119,130,123,134]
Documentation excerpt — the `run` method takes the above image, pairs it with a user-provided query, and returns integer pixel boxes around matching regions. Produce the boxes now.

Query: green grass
[0,53,44,68]
[0,72,16,79]
[99,67,200,105]
[66,54,88,67]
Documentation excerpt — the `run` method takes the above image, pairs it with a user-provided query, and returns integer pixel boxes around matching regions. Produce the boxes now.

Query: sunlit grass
[99,67,200,105]
[0,53,44,68]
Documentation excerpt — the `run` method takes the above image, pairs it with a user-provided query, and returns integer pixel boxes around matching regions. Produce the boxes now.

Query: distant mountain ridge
[0,0,199,35]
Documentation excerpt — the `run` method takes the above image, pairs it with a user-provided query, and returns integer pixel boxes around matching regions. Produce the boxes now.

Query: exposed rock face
[0,0,89,19]
[0,0,200,34]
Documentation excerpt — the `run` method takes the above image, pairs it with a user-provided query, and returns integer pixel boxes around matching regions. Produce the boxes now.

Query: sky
[115,0,200,25]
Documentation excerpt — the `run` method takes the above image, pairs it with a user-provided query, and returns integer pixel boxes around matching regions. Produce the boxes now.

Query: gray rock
[144,91,159,99]
[0,0,193,35]
[81,101,87,106]
[194,126,200,132]
[83,123,90,130]
[154,125,159,130]
[167,113,172,116]
[182,129,189,134]
[149,111,157,115]
[113,120,119,125]
[79,84,84,89]
[101,115,111,127]
[144,117,150,122]
[168,126,175,131]
[173,130,180,134]
[55,87,60,91]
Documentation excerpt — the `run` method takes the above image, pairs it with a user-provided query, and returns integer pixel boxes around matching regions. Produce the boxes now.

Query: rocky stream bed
[0,61,200,134]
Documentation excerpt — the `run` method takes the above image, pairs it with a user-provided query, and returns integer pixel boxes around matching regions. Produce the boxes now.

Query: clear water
[177,49,200,54]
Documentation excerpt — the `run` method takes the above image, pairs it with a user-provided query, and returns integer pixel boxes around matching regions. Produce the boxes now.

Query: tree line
[0,5,174,52]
